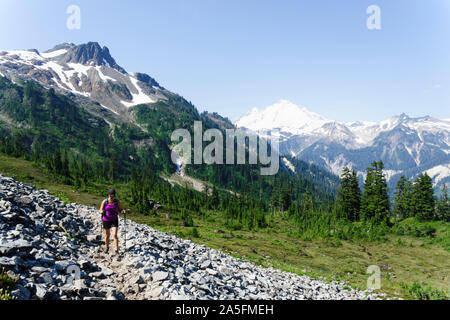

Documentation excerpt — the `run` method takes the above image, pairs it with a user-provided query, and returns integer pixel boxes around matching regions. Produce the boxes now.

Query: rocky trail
[0,174,387,300]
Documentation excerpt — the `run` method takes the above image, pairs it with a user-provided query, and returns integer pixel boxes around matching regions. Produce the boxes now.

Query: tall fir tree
[279,187,291,212]
[413,173,435,221]
[361,161,390,223]
[436,184,450,222]
[210,186,219,209]
[393,176,414,219]
[337,167,361,221]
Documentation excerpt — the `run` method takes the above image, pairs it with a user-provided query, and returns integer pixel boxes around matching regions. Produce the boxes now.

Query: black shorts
[103,219,119,230]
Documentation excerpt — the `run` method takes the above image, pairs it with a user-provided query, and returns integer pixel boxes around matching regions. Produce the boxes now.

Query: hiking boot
[105,247,109,254]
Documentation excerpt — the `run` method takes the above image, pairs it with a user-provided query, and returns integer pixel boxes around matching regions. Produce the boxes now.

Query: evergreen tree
[393,176,414,219]
[337,167,361,221]
[62,149,70,177]
[436,184,450,222]
[210,186,219,209]
[109,153,118,182]
[413,173,435,221]
[361,161,390,223]
[203,183,210,202]
[279,187,291,212]
[270,188,279,210]
[53,149,63,175]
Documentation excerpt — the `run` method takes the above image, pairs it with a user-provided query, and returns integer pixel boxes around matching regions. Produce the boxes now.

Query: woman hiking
[99,189,126,254]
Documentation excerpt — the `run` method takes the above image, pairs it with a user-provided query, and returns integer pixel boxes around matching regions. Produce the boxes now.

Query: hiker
[99,189,126,254]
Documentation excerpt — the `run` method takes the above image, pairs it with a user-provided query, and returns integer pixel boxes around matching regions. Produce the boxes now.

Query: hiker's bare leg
[112,227,119,252]
[104,228,110,250]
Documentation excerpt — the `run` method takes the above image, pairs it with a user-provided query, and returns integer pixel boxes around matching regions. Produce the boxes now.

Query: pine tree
[337,167,361,221]
[394,176,414,219]
[109,153,118,182]
[361,161,390,223]
[210,186,219,209]
[270,188,279,210]
[203,183,210,206]
[53,149,63,175]
[279,187,291,212]
[436,184,450,222]
[62,149,70,177]
[413,173,435,221]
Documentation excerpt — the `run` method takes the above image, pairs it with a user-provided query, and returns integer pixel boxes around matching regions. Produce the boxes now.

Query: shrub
[180,210,194,227]
[0,269,16,301]
[392,218,437,238]
[403,282,448,300]
[188,228,200,238]
[225,220,242,231]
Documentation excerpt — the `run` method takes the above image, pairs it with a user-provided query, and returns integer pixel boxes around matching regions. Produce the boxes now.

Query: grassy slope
[0,153,448,299]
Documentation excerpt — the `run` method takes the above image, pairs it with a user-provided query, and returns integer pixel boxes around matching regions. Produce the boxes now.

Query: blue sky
[1,0,449,122]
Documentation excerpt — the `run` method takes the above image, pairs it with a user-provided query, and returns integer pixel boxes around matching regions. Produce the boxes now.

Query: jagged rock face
[134,72,161,89]
[55,42,126,74]
[0,175,389,300]
[0,42,167,116]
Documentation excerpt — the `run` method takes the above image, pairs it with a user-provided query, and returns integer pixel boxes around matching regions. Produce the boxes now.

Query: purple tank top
[103,199,118,222]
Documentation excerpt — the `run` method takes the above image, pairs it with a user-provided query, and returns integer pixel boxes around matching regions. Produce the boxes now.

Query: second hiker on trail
[99,189,126,254]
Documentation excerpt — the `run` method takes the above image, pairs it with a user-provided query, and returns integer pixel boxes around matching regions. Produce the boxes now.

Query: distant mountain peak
[44,43,76,53]
[53,42,127,74]
[235,100,450,190]
[236,99,329,134]
[0,41,169,113]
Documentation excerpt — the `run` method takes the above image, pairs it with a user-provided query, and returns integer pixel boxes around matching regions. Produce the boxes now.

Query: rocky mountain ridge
[236,100,450,191]
[0,42,167,116]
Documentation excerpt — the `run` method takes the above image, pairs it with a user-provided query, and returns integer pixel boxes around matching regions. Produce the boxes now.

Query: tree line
[337,161,449,223]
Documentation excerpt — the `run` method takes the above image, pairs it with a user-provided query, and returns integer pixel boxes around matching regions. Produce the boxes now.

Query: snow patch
[95,66,116,83]
[44,61,76,91]
[121,75,156,108]
[384,169,403,182]
[41,49,67,59]
[67,63,92,78]
[424,164,450,185]
[282,157,296,173]
[5,50,42,63]
[320,154,350,176]
[100,104,119,115]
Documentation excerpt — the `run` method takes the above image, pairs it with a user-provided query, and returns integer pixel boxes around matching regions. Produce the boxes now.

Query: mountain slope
[0,42,339,202]
[0,42,168,116]
[236,100,450,191]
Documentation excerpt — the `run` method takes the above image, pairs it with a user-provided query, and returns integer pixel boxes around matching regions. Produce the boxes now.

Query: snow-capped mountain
[237,100,450,191]
[237,100,329,135]
[0,42,172,115]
